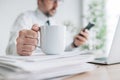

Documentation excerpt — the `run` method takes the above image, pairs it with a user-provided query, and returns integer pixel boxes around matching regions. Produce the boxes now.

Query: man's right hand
[16,24,40,56]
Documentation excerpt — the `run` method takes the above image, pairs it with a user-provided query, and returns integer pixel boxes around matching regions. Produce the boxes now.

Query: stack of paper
[0,52,95,80]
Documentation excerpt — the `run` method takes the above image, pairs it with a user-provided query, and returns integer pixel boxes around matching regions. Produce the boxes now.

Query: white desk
[64,64,120,80]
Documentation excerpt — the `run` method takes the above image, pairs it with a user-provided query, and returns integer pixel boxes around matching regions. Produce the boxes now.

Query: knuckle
[17,49,23,56]
[32,30,38,37]
[23,52,32,56]
[26,30,32,35]
[16,44,33,56]
[26,30,38,38]
[31,46,35,51]
[23,38,38,45]
[77,35,81,39]
[19,30,27,37]
[33,32,38,38]
[23,38,29,44]
[27,52,32,56]
[19,30,25,35]
[16,44,22,52]
[82,38,86,42]
[28,46,35,51]
[34,39,38,45]
[75,35,79,39]
[17,38,24,44]
[19,30,23,35]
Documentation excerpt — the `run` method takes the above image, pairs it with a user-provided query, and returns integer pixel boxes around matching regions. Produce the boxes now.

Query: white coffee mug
[40,25,66,55]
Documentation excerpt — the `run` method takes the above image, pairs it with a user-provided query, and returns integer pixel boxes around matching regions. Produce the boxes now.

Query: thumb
[31,24,40,32]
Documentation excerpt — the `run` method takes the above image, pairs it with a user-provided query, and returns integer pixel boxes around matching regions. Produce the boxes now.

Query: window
[106,0,120,55]
[82,0,120,55]
[83,0,106,53]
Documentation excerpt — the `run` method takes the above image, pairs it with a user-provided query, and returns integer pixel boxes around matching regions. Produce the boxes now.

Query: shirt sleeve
[65,31,79,51]
[6,13,33,56]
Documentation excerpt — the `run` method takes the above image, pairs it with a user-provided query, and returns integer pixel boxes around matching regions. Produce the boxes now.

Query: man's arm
[65,29,89,51]
[6,13,35,56]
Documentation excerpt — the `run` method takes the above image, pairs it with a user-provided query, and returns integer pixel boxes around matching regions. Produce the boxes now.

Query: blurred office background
[0,0,120,55]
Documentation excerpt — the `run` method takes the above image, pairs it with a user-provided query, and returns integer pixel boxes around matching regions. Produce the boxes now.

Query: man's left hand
[72,29,89,47]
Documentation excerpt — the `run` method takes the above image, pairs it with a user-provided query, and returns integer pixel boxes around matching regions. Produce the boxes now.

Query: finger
[17,36,38,46]
[23,38,38,46]
[17,43,35,52]
[16,44,33,56]
[79,31,89,40]
[16,37,27,47]
[18,29,38,38]
[22,45,36,52]
[84,29,89,33]
[19,30,27,38]
[74,40,84,46]
[19,51,32,56]
[31,24,40,32]
[25,30,38,38]
[81,28,89,32]
[75,35,86,42]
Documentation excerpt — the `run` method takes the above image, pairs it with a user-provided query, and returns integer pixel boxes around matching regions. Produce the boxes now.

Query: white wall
[0,0,37,55]
[0,0,82,55]
[55,0,82,27]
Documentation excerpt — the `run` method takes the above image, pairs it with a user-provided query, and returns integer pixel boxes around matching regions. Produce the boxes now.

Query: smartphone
[79,22,95,38]
[84,22,95,31]
[73,22,95,47]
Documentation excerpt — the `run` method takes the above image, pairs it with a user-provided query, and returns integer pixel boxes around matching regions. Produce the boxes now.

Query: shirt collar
[35,8,50,23]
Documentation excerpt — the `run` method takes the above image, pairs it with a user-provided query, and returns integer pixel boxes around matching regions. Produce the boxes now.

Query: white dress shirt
[6,9,76,56]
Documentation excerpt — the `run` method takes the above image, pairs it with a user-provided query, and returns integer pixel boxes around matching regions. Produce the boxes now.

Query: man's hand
[72,29,89,48]
[16,24,40,56]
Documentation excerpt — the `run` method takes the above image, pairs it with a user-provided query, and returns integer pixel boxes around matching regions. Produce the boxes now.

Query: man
[6,0,89,56]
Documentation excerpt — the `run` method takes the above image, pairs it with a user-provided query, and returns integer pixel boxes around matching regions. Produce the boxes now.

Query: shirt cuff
[65,43,79,51]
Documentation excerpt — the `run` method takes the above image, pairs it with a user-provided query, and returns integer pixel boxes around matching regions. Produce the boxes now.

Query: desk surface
[63,64,120,80]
